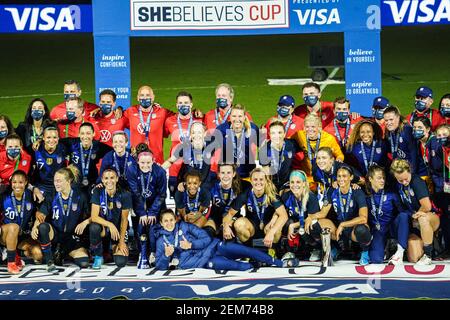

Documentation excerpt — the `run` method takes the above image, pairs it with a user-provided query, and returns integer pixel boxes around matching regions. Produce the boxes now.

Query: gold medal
[108,201,114,210]
[259,222,264,231]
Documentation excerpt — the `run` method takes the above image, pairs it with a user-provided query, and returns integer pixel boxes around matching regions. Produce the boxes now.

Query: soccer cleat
[137,253,150,269]
[282,258,299,268]
[309,249,321,262]
[416,254,432,266]
[359,250,370,266]
[281,252,296,261]
[47,260,56,273]
[92,256,104,269]
[53,246,63,266]
[169,257,180,270]
[7,262,21,274]
[149,252,156,267]
[388,252,404,266]
[15,254,25,271]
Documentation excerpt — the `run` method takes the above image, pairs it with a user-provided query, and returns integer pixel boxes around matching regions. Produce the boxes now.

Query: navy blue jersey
[397,174,429,214]
[386,125,419,173]
[281,191,320,223]
[0,189,35,233]
[427,139,446,193]
[216,122,259,179]
[349,140,389,176]
[366,188,406,228]
[231,189,283,226]
[91,187,132,228]
[259,139,300,190]
[39,188,89,235]
[34,143,67,193]
[326,187,367,223]
[61,138,112,186]
[175,187,211,214]
[127,163,167,217]
[312,161,361,194]
[210,182,238,218]
[98,150,137,188]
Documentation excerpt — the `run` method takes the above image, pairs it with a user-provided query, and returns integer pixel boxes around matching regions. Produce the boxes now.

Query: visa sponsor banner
[0,4,92,33]
[382,0,450,26]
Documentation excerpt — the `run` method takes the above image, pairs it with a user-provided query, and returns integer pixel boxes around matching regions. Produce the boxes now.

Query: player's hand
[351,183,361,190]
[116,241,128,256]
[192,109,203,119]
[177,183,185,193]
[180,235,192,250]
[33,188,45,203]
[114,107,123,119]
[148,215,157,225]
[164,243,174,257]
[31,226,39,240]
[351,112,361,120]
[109,224,120,241]
[335,224,344,241]
[332,181,338,189]
[75,220,88,235]
[36,212,46,223]
[288,225,297,240]
[89,108,100,118]
[94,183,103,190]
[223,224,235,240]
[304,217,313,234]
[32,140,41,151]
[139,216,150,226]
[264,231,275,248]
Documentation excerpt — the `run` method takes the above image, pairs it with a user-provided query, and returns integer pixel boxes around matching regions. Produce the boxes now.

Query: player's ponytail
[56,164,80,185]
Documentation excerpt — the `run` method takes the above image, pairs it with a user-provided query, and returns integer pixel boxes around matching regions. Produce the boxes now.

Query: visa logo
[384,0,450,24]
[293,8,341,25]
[4,5,81,31]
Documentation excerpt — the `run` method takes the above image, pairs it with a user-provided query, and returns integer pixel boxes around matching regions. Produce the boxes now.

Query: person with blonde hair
[390,159,440,265]
[32,165,90,272]
[222,168,288,254]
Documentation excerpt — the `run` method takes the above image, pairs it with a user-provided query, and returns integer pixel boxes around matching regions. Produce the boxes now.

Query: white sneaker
[282,252,296,261]
[388,252,404,266]
[416,254,432,266]
[309,249,321,262]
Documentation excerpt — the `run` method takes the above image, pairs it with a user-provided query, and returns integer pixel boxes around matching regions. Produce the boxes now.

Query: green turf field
[0,25,448,155]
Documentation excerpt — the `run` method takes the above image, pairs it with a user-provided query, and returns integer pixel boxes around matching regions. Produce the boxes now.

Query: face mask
[216,98,228,109]
[440,107,450,118]
[437,137,448,145]
[100,104,112,115]
[7,148,20,159]
[64,93,77,101]
[415,100,427,112]
[372,108,385,120]
[139,98,152,108]
[178,105,191,116]
[336,111,349,122]
[66,111,77,121]
[413,129,425,139]
[304,95,318,107]
[31,109,45,121]
[277,106,291,118]
[0,130,8,139]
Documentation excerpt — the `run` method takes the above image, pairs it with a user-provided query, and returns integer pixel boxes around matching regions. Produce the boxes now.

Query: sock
[424,244,433,257]
[396,244,405,255]
[7,250,16,263]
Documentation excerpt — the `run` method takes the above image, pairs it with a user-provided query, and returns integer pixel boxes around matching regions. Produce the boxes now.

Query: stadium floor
[1,260,450,300]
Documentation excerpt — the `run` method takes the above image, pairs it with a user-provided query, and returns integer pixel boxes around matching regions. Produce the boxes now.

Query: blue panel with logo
[381,0,450,26]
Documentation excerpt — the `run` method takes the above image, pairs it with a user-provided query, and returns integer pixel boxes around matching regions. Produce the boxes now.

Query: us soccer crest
[376,148,381,154]
[108,202,114,210]
[91,153,97,160]
[46,158,53,165]
[116,201,122,209]
[72,203,78,211]
[57,156,62,164]
[410,189,415,197]
[26,202,32,211]
[22,160,27,166]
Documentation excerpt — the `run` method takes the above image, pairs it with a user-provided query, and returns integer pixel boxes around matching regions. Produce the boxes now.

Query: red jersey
[204,107,253,131]
[92,113,129,147]
[123,104,175,164]
[0,150,32,186]
[406,108,445,132]
[323,117,361,149]
[57,116,101,140]
[264,114,304,139]
[50,101,99,121]
[293,101,335,128]
[0,143,4,153]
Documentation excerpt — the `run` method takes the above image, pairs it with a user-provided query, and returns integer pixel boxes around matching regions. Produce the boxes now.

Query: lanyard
[338,188,352,221]
[14,153,21,171]
[389,131,401,157]
[361,141,376,172]
[140,171,153,198]
[139,107,154,139]
[113,152,129,178]
[177,115,193,143]
[11,192,25,226]
[190,146,204,170]
[270,142,285,173]
[219,185,235,213]
[410,109,433,126]
[31,125,41,144]
[102,189,114,221]
[307,133,321,164]
[294,195,306,228]
[57,190,73,232]
[185,189,201,212]
[231,129,246,162]
[280,115,293,134]
[80,143,93,177]
[333,119,350,148]
[251,191,267,223]
[163,224,180,248]
[370,189,385,226]
[399,185,412,205]
[215,108,232,125]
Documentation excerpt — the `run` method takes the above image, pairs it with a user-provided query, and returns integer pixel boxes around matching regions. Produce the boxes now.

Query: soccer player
[0,171,40,274]
[281,170,334,262]
[390,159,440,265]
[89,168,131,269]
[223,168,288,252]
[15,98,51,155]
[92,89,128,147]
[439,93,450,125]
[371,96,390,135]
[406,86,445,132]
[127,147,167,269]
[123,85,175,164]
[32,166,90,271]
[0,134,32,191]
[264,95,304,139]
[346,119,389,176]
[384,106,419,173]
[155,209,285,271]
[318,166,371,265]
[50,80,99,122]
[0,115,15,154]
[365,165,409,265]
[259,121,303,191]
[412,117,437,178]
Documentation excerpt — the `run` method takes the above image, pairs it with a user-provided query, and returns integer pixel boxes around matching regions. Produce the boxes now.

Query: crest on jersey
[46,158,53,165]
[108,201,114,210]
[399,137,403,143]
[410,189,415,197]
[290,124,296,130]
[57,156,62,164]
[91,153,97,160]
[111,118,116,125]
[72,203,78,211]
[22,160,27,166]
[376,148,381,154]
[116,201,122,209]
[26,202,32,211]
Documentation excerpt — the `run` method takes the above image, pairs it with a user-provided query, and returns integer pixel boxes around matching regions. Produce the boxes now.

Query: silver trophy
[321,227,334,267]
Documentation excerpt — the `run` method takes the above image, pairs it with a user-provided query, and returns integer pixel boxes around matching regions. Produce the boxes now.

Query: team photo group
[0,80,449,275]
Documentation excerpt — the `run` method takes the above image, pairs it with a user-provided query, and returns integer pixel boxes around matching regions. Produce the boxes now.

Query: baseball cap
[372,96,390,108]
[278,95,295,107]
[415,86,433,99]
